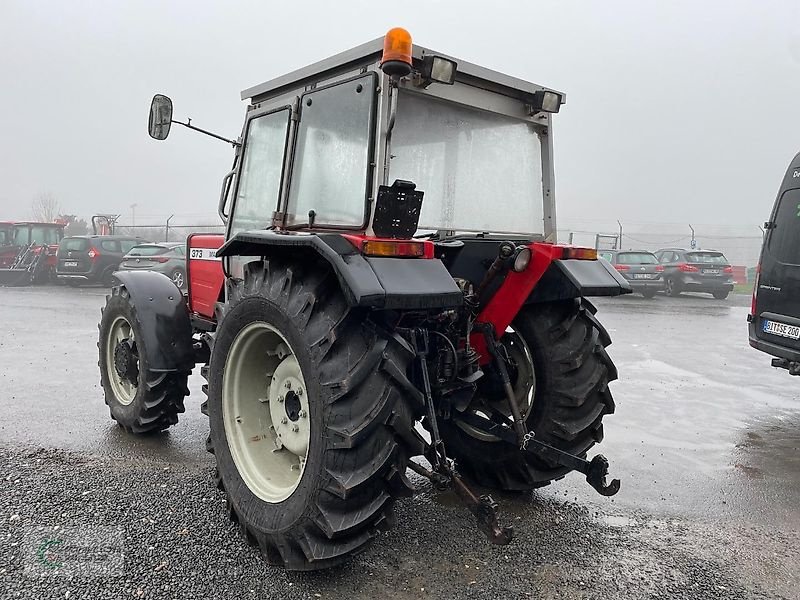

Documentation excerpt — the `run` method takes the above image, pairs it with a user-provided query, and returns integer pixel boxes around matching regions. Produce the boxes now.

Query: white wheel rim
[457,330,535,443]
[106,315,138,406]
[172,271,184,287]
[223,321,310,503]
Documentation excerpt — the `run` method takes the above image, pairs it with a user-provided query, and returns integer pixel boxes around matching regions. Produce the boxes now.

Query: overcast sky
[1,0,799,235]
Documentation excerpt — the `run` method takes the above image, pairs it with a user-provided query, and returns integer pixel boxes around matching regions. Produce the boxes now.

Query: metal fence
[559,228,763,269]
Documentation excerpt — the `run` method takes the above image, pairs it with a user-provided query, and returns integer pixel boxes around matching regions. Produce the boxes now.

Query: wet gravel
[0,446,791,600]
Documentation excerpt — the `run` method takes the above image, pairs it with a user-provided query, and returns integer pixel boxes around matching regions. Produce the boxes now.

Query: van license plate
[64,261,78,267]
[763,319,800,339]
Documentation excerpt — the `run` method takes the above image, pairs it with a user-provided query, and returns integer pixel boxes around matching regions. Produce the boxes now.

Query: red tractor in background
[97,29,630,570]
[0,221,65,286]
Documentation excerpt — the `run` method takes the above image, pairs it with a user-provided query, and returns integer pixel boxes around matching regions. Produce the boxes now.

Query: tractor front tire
[98,286,189,433]
[440,298,617,490]
[203,259,416,570]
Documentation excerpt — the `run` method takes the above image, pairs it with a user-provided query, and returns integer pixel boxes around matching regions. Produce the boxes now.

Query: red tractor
[0,221,65,286]
[98,29,630,570]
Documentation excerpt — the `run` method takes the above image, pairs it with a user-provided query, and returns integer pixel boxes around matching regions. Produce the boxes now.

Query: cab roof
[241,37,565,105]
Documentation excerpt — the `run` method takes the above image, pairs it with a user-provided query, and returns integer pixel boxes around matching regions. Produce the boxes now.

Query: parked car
[654,248,735,299]
[598,250,664,298]
[118,242,186,288]
[749,151,800,375]
[56,235,144,286]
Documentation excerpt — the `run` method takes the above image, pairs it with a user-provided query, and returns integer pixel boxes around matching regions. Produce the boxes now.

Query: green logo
[36,538,64,569]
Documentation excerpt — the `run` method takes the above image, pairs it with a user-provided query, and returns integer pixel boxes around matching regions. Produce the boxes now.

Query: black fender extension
[217,231,463,310]
[113,270,195,373]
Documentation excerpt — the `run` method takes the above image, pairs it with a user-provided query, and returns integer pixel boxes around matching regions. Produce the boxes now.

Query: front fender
[114,270,195,372]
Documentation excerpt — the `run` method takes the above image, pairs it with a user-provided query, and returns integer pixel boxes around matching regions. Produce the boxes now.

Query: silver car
[118,242,186,288]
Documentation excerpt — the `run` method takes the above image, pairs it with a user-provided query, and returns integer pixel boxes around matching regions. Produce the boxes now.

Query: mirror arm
[172,119,240,147]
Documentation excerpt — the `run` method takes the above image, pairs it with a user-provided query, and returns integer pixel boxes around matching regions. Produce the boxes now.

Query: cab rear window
[768,188,800,265]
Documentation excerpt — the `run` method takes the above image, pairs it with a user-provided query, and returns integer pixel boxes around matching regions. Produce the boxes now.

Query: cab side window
[229,109,291,236]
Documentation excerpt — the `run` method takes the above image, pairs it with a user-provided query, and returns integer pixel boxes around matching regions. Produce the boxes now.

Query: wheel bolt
[292,424,299,432]
[298,410,307,419]
[296,388,303,397]
[277,395,284,403]
[284,381,292,390]
[281,417,288,425]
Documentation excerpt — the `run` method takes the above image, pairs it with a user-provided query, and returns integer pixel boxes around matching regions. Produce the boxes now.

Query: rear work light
[362,239,426,258]
[87,247,99,260]
[678,263,698,272]
[562,247,597,260]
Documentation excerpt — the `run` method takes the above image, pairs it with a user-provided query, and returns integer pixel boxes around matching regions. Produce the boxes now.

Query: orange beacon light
[380,27,413,77]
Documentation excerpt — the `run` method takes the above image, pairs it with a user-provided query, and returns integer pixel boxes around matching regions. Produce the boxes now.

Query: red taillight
[152,256,169,263]
[723,265,733,274]
[678,263,698,272]
[655,265,664,272]
[614,264,630,271]
[751,264,760,316]
[87,247,99,260]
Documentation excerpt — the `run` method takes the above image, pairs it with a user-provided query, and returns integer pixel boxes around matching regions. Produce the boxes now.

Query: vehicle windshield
[127,245,169,256]
[618,252,658,265]
[389,90,543,235]
[686,252,727,264]
[14,226,62,246]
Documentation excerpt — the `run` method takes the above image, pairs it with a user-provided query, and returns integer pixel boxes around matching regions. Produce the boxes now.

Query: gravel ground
[0,446,793,600]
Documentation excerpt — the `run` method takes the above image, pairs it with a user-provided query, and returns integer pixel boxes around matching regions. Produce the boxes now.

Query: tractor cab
[226,29,561,244]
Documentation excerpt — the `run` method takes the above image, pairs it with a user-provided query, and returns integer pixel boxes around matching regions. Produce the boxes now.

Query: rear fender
[216,230,462,310]
[113,270,195,372]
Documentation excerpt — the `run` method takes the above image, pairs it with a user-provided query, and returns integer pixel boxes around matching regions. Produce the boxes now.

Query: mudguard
[114,270,195,372]
[217,230,462,310]
[527,258,632,303]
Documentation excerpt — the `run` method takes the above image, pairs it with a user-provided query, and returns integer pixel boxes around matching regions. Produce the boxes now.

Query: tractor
[98,29,631,570]
[0,221,65,286]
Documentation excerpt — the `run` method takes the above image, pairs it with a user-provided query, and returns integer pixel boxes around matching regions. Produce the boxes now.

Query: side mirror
[148,94,173,140]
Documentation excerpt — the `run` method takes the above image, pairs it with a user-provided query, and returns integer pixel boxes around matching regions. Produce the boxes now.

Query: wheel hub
[113,339,138,384]
[268,356,310,457]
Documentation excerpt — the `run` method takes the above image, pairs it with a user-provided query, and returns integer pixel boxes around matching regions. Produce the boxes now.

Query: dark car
[598,250,664,298]
[749,151,800,375]
[56,235,144,286]
[654,248,734,299]
[118,242,187,288]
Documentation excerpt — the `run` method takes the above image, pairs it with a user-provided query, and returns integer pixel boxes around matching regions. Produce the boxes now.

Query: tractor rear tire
[98,286,189,433]
[203,259,417,570]
[440,298,617,490]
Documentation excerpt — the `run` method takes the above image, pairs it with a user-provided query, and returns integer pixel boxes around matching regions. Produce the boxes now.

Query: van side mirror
[148,94,173,140]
